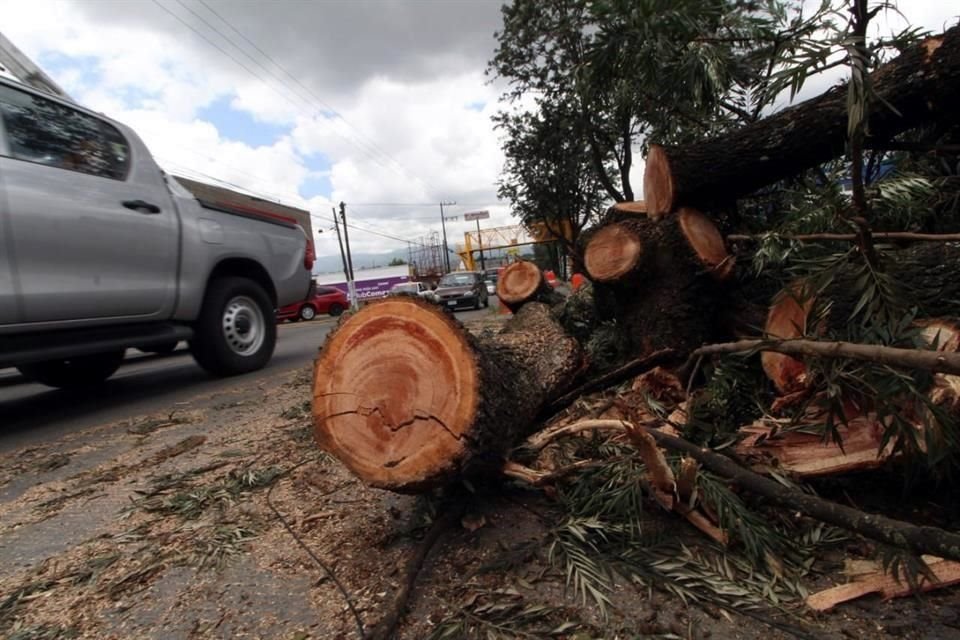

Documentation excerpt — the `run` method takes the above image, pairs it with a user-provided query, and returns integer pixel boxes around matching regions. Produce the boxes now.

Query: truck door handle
[122,199,161,214]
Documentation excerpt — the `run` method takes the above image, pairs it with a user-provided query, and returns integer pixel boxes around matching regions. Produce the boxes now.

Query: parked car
[388,281,432,299]
[0,77,313,387]
[277,286,348,321]
[433,271,489,311]
[483,268,501,296]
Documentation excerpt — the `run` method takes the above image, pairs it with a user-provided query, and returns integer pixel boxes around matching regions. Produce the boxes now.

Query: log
[496,260,563,313]
[736,417,895,478]
[806,556,960,611]
[643,26,960,216]
[582,207,733,358]
[312,298,581,492]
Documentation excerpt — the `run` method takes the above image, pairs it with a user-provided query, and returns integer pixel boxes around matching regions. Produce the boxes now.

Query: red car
[277,286,348,322]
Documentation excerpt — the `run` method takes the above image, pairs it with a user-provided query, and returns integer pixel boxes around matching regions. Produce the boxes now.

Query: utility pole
[339,201,358,310]
[475,218,486,271]
[330,206,350,287]
[439,201,455,272]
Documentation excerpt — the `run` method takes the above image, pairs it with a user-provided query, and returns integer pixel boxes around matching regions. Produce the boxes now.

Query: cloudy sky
[1,0,957,259]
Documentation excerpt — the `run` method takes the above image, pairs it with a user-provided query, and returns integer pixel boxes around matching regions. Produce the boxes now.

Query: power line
[157,0,436,194]
[194,0,438,196]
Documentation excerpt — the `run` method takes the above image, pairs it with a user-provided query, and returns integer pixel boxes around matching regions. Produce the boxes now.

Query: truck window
[0,84,130,180]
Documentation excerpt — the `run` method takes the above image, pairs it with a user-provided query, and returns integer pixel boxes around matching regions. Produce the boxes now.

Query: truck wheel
[191,277,276,376]
[328,303,345,317]
[17,350,125,389]
[299,305,317,321]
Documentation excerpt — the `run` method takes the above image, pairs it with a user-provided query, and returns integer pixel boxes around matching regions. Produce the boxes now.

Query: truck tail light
[304,236,316,271]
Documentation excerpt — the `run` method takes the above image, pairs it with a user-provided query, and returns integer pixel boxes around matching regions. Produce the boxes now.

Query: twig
[538,348,679,420]
[367,501,466,640]
[727,231,960,243]
[686,337,960,376]
[265,457,366,640]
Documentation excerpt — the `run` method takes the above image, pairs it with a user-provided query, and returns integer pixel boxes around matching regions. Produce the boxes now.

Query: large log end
[584,223,644,282]
[677,207,734,281]
[762,288,811,393]
[312,298,478,492]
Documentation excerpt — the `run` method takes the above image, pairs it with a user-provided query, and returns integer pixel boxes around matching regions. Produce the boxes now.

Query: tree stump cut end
[584,223,644,282]
[498,261,543,306]
[312,298,478,491]
[677,207,734,281]
[643,144,674,217]
[762,289,812,393]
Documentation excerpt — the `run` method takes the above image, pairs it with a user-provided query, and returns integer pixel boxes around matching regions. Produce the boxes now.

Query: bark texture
[643,26,960,216]
[312,298,581,492]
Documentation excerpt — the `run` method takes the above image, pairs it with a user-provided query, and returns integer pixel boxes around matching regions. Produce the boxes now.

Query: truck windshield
[439,273,473,287]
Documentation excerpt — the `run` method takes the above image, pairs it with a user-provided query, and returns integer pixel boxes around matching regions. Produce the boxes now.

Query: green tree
[387,257,407,266]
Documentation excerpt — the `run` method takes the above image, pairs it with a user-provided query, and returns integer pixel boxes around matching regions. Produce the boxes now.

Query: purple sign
[330,275,410,301]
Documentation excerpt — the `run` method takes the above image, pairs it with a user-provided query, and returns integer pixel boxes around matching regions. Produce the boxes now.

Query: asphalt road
[0,305,496,454]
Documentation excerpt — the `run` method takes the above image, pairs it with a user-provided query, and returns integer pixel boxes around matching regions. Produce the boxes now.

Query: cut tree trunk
[643,26,960,216]
[496,260,563,313]
[582,207,734,358]
[584,207,732,283]
[312,298,581,492]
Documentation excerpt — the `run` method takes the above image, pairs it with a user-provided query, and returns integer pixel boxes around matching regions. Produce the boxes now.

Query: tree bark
[582,208,734,358]
[643,26,960,216]
[312,298,581,492]
[496,260,563,313]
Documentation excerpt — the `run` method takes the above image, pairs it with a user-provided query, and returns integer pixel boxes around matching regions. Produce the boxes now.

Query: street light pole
[439,200,455,272]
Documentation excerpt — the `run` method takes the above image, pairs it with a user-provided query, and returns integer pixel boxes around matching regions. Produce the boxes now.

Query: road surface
[0,305,497,454]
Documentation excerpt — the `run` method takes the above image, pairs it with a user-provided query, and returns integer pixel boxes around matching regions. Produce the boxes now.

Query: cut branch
[496,260,563,313]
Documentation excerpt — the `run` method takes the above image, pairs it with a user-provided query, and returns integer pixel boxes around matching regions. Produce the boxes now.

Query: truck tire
[190,277,276,376]
[17,350,125,389]
[299,305,317,321]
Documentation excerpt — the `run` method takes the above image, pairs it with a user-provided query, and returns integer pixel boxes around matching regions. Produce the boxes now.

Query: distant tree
[388,257,407,266]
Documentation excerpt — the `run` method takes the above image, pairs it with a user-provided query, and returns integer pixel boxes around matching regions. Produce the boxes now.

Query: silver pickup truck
[0,78,313,387]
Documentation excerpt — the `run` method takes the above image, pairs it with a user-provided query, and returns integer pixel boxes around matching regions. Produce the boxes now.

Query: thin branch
[727,231,960,243]
[367,501,466,640]
[689,338,960,376]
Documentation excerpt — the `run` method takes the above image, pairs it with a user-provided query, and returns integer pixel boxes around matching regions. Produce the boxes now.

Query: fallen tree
[642,25,960,216]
